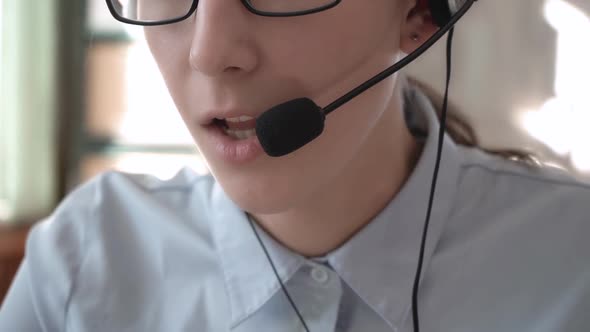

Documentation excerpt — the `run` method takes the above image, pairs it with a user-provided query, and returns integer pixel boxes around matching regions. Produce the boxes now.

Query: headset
[420,0,459,26]
[256,0,475,157]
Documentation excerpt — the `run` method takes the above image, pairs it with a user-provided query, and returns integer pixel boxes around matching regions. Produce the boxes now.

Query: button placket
[297,263,342,332]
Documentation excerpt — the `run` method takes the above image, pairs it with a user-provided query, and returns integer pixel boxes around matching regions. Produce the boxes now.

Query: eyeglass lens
[110,0,338,23]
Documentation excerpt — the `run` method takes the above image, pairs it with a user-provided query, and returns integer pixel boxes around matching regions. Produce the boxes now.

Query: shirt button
[310,266,329,284]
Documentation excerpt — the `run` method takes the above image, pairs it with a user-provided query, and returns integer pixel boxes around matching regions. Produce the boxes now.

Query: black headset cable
[411,26,455,332]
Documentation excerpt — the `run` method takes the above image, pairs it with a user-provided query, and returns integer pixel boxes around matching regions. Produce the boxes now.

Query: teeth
[223,128,256,140]
[226,115,254,123]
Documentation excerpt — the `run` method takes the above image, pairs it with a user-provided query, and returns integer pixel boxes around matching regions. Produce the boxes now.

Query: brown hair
[405,76,541,166]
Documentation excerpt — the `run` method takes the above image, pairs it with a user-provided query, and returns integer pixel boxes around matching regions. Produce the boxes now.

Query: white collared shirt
[2,86,590,332]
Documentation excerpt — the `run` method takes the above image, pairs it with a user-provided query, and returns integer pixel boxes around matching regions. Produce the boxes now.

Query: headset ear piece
[427,0,471,27]
[427,0,453,27]
[413,0,451,27]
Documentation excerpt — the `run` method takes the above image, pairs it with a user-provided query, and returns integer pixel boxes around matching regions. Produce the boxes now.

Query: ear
[400,3,439,54]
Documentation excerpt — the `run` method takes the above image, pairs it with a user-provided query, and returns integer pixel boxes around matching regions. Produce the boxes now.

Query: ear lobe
[400,6,439,54]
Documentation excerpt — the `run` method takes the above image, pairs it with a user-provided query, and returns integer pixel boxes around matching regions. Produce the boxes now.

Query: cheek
[319,77,397,163]
[260,2,401,104]
[144,26,187,76]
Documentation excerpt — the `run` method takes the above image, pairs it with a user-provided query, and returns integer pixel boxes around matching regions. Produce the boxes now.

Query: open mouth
[212,117,257,140]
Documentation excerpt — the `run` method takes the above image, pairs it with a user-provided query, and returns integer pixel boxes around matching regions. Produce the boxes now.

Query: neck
[251,93,422,257]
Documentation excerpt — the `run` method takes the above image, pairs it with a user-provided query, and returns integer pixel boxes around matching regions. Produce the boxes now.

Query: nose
[189,0,259,77]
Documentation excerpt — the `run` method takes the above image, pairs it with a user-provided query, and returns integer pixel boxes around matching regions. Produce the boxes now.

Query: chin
[212,169,303,215]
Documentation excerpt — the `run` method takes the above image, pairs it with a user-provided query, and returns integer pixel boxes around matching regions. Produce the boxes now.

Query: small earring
[411,33,420,42]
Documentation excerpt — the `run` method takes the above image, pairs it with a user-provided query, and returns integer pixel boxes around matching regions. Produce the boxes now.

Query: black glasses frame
[105,0,342,26]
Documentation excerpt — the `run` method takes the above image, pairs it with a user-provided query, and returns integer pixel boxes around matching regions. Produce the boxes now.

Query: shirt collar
[210,83,463,329]
[209,185,306,327]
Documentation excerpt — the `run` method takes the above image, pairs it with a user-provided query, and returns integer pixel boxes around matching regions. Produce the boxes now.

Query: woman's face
[144,0,418,214]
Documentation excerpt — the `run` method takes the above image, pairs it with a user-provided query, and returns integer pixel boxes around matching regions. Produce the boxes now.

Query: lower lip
[203,122,264,164]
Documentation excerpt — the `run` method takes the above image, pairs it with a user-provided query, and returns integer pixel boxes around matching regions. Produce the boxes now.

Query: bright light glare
[570,106,590,171]
[544,0,590,107]
[118,39,195,145]
[116,33,206,177]
[522,0,590,172]
[521,98,575,156]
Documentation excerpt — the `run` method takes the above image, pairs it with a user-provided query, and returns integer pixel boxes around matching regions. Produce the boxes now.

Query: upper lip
[201,110,260,125]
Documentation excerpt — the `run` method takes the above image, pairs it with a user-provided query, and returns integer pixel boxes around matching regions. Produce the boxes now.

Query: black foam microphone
[256,98,324,157]
[255,0,475,157]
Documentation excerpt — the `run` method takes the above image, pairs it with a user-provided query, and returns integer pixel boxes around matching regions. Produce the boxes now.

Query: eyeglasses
[105,0,342,26]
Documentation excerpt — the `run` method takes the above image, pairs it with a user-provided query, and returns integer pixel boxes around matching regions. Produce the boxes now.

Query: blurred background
[0,0,589,300]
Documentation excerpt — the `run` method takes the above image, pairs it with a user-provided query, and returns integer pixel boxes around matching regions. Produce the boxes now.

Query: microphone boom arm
[322,0,476,116]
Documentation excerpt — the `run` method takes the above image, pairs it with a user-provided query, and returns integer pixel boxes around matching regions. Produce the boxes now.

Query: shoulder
[27,167,224,264]
[20,168,229,330]
[449,145,590,232]
[427,147,590,330]
[28,167,217,248]
[26,166,217,259]
[456,145,590,199]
